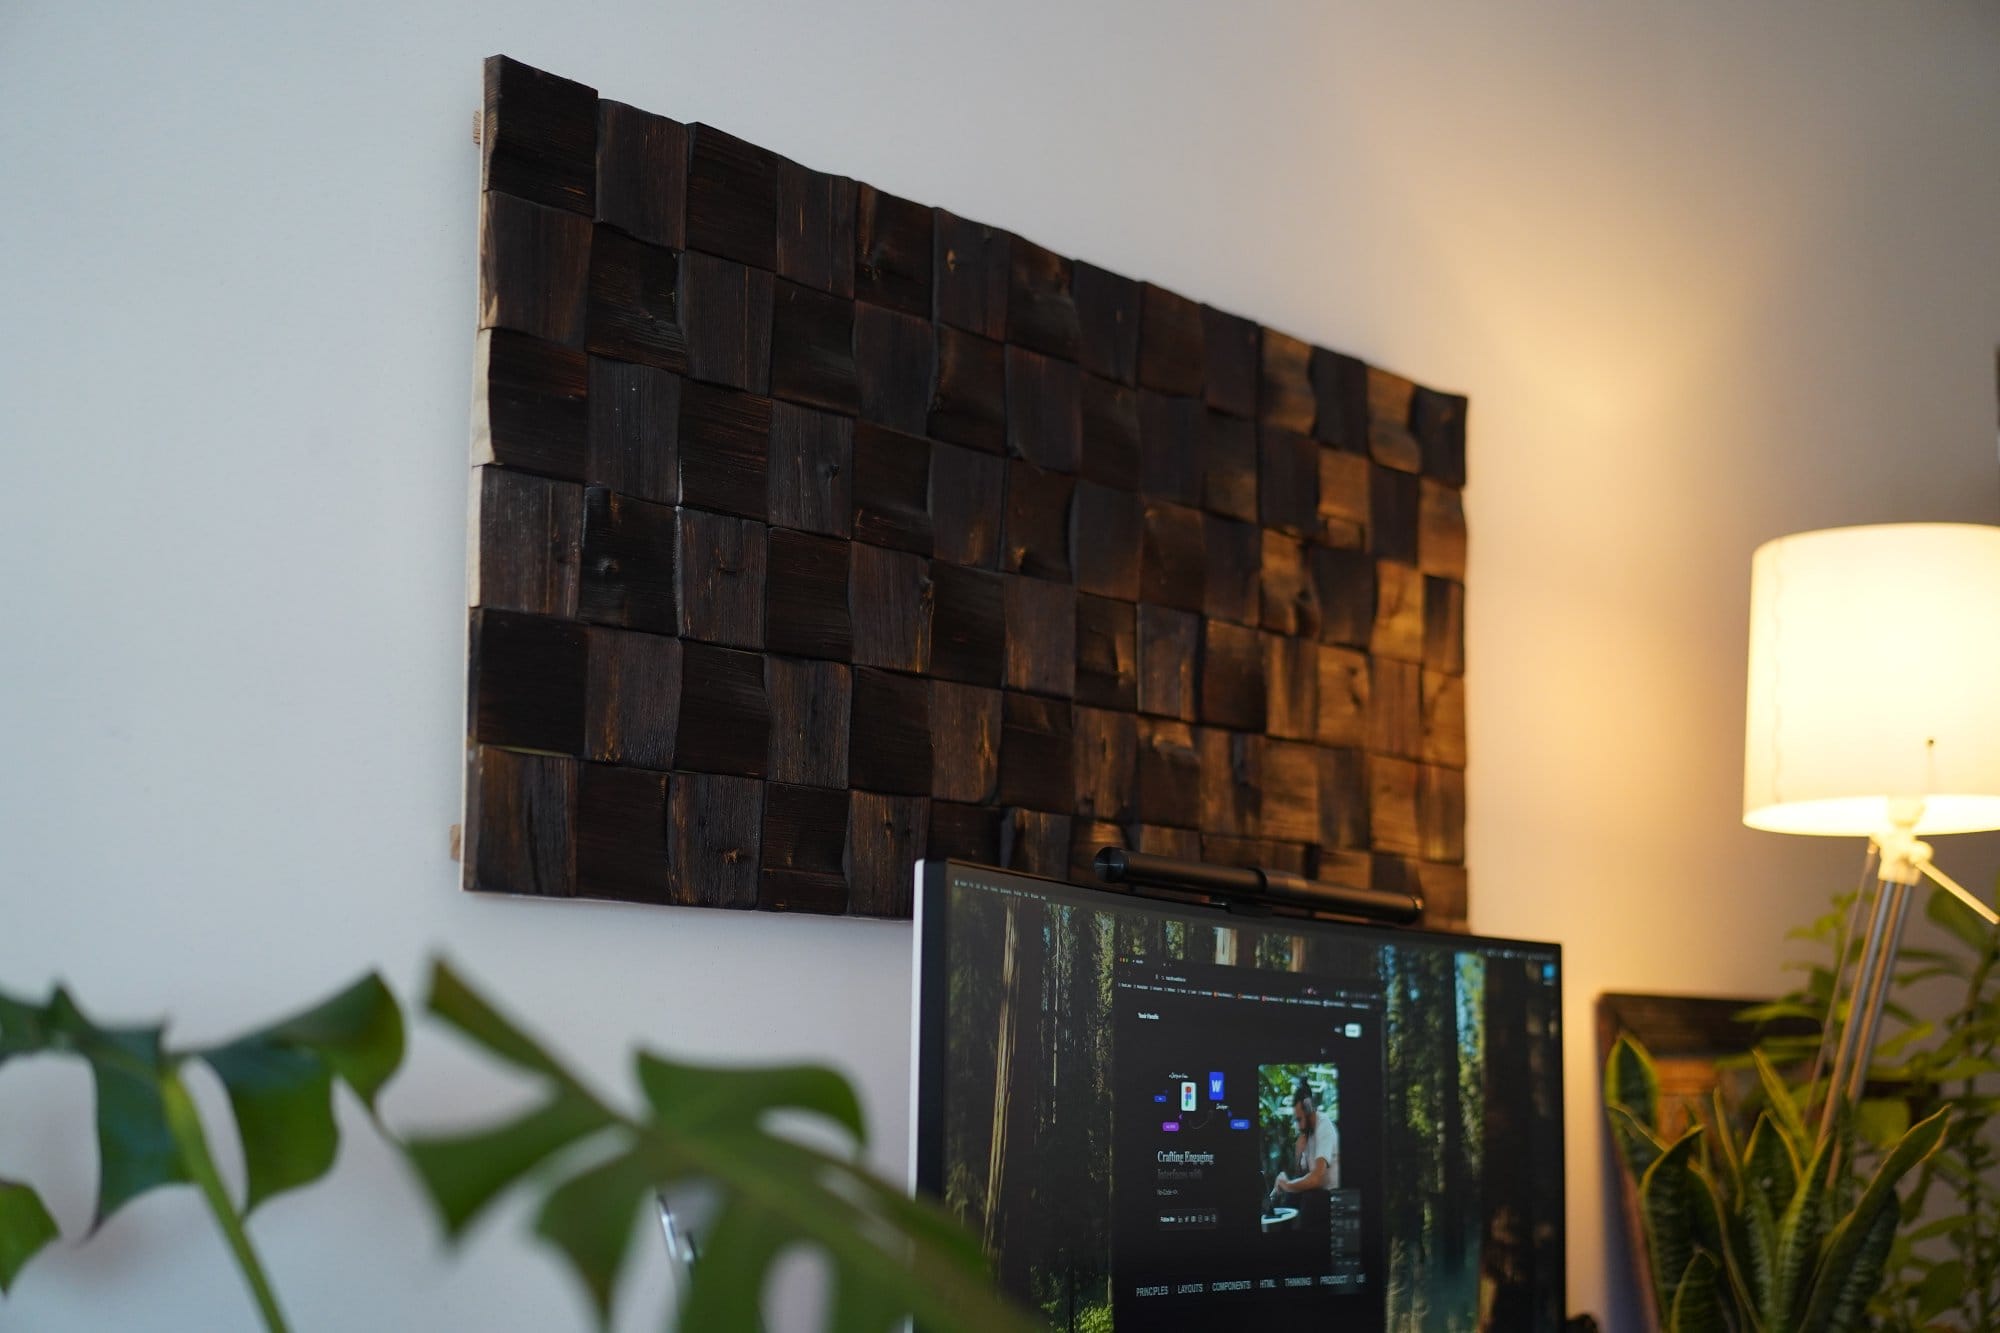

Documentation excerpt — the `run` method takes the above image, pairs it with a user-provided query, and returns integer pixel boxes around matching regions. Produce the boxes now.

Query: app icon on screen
[1180,1081,1197,1112]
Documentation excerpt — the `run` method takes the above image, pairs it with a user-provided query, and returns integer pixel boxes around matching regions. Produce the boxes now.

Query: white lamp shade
[1743,522,2000,836]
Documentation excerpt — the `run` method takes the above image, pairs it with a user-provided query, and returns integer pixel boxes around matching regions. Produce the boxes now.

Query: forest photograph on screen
[937,878,1561,1332]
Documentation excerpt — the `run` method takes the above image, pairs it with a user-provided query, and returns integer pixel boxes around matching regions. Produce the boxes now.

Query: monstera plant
[0,963,1035,1333]
[1605,1034,1947,1333]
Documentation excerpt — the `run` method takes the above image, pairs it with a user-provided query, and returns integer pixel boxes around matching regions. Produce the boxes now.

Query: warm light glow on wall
[1743,523,2000,837]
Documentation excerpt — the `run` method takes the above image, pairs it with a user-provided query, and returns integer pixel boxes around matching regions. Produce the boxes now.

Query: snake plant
[1605,1033,1948,1333]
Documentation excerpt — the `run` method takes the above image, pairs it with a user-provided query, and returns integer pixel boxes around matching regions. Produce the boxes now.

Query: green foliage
[403,958,1038,1333]
[1605,1032,1948,1333]
[0,973,404,1329]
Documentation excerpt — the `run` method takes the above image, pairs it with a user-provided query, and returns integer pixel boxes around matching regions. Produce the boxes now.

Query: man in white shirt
[1272,1080,1339,1196]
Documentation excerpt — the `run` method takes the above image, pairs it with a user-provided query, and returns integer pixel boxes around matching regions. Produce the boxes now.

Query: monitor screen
[910,859,1564,1331]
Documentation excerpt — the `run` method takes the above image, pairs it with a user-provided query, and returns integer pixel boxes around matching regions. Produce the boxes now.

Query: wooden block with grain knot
[766,402,851,538]
[1006,236,1080,360]
[585,226,687,370]
[850,542,933,673]
[1265,636,1318,743]
[855,185,933,319]
[1139,500,1205,613]
[1070,482,1141,602]
[1421,669,1466,769]
[1133,718,1200,829]
[930,680,1001,803]
[849,792,928,917]
[1004,575,1075,698]
[1259,530,1319,639]
[676,508,766,649]
[669,771,762,908]
[1318,449,1370,550]
[1259,329,1315,434]
[1074,706,1137,823]
[1367,367,1422,473]
[1002,461,1074,582]
[472,468,580,617]
[934,208,1009,340]
[1136,604,1199,721]
[930,442,1004,570]
[1075,594,1137,711]
[852,422,933,555]
[1006,346,1081,473]
[1258,428,1319,537]
[579,487,678,634]
[1315,646,1369,749]
[776,159,855,297]
[1197,729,1263,837]
[1369,657,1422,761]
[1418,479,1466,579]
[1372,561,1425,663]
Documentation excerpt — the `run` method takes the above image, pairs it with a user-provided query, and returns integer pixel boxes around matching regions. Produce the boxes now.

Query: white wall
[3,2,1997,1328]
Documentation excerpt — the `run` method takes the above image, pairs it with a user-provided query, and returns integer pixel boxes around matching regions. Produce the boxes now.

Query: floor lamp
[1743,523,2000,1150]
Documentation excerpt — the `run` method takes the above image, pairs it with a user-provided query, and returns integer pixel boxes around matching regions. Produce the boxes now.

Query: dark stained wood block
[1006,346,1081,472]
[1418,479,1466,579]
[767,280,858,413]
[1132,822,1202,859]
[766,402,851,537]
[1370,464,1419,564]
[668,771,762,908]
[1002,461,1074,581]
[1316,848,1375,894]
[1258,428,1319,537]
[1070,482,1141,601]
[1138,392,1203,505]
[849,667,933,795]
[1006,236,1080,360]
[1001,808,1071,879]
[1202,515,1261,626]
[481,191,594,347]
[677,382,771,519]
[1367,367,1422,473]
[849,791,928,917]
[579,487,678,633]
[585,625,681,770]
[759,783,850,912]
[855,185,933,318]
[776,160,855,297]
[1318,448,1370,549]
[1309,346,1368,452]
[1200,621,1268,732]
[1265,635,1318,742]
[1369,657,1422,760]
[1200,835,1310,877]
[1197,729,1262,837]
[474,329,589,479]
[1315,645,1369,748]
[765,528,852,660]
[470,609,587,755]
[1080,375,1141,490]
[1136,604,1199,721]
[482,56,596,215]
[1201,306,1259,418]
[930,681,1001,803]
[767,656,851,787]
[586,357,678,502]
[933,208,1008,339]
[1074,260,1140,384]
[585,226,688,370]
[929,442,1004,569]
[1004,575,1076,698]
[676,642,771,776]
[852,421,933,554]
[1417,860,1469,931]
[1424,576,1464,675]
[1372,561,1425,662]
[854,302,935,436]
[465,746,575,897]
[472,468,581,616]
[930,563,1005,686]
[1134,718,1201,828]
[1368,755,1422,857]
[1260,739,1320,843]
[850,542,933,671]
[1259,329,1315,433]
[1200,411,1258,522]
[686,123,777,271]
[595,99,685,247]
[1259,530,1319,638]
[1070,820,1127,884]
[1412,386,1468,487]
[1317,746,1368,850]
[1073,706,1137,823]
[1075,594,1137,711]
[997,693,1073,813]
[1137,283,1204,395]
[575,763,671,904]
[929,800,1004,865]
[929,326,1007,454]
[1311,546,1376,647]
[676,508,766,648]
[1421,669,1466,769]
[1139,500,1205,612]
[1418,765,1465,864]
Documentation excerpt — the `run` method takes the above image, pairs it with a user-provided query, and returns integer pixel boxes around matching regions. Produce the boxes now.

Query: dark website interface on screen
[1111,957,1385,1327]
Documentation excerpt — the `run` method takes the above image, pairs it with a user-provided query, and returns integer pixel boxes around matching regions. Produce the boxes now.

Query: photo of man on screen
[1272,1080,1339,1197]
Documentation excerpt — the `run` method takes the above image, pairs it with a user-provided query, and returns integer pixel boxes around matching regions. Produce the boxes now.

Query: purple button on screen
[1162,1121,1179,1132]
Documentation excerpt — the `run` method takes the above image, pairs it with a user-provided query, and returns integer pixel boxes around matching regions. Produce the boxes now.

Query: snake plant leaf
[1607,1102,1667,1186]
[634,1052,866,1147]
[1708,1088,1743,1198]
[530,1147,656,1328]
[1752,1048,1809,1158]
[1769,1133,1834,1326]
[1812,1201,1897,1333]
[1668,1250,1725,1333]
[1641,1131,1704,1321]
[404,1094,614,1238]
[1853,1096,1909,1149]
[1606,1034,1661,1128]
[0,1179,58,1295]
[200,1041,336,1217]
[1798,1108,1948,1333]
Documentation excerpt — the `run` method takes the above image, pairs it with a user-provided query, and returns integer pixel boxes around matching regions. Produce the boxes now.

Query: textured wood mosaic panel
[464,55,1472,929]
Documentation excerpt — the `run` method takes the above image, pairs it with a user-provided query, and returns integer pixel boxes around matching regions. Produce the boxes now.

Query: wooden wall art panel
[464,55,1472,929]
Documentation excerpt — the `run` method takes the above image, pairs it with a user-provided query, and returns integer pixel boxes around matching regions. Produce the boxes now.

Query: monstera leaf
[0,973,403,1330]
[403,958,1037,1333]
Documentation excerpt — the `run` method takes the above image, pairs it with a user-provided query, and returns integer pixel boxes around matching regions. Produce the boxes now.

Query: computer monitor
[910,859,1564,1331]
